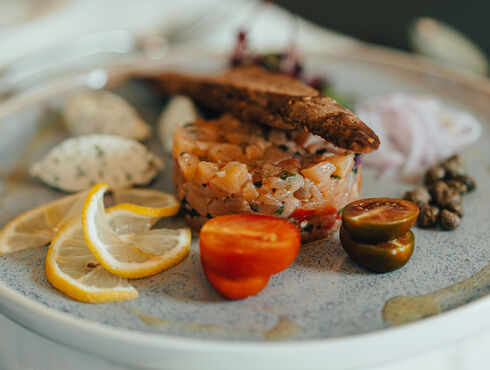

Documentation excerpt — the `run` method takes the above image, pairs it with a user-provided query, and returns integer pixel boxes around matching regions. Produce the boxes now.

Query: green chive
[279,170,296,180]
[274,203,285,215]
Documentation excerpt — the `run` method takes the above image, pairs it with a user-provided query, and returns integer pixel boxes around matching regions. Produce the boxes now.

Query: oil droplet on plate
[383,264,490,325]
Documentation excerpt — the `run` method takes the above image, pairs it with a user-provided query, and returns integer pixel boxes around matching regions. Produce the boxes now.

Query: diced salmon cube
[245,144,265,161]
[301,161,336,184]
[177,152,199,180]
[241,182,259,202]
[325,154,354,178]
[208,144,244,163]
[198,161,219,183]
[225,133,251,145]
[173,126,197,157]
[211,164,250,193]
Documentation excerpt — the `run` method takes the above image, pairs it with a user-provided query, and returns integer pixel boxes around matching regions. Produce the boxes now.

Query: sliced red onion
[356,93,481,179]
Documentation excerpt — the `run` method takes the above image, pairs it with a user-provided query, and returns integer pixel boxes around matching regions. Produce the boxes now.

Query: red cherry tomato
[199,214,300,299]
[201,261,269,300]
[290,208,316,222]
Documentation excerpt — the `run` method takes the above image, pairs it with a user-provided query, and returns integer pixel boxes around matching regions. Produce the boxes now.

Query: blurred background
[0,0,488,80]
[280,0,489,59]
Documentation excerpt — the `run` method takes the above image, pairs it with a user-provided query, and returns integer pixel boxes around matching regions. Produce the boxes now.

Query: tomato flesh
[199,214,301,299]
[200,214,300,278]
[342,198,419,243]
[339,226,414,273]
[202,261,269,300]
[290,209,315,222]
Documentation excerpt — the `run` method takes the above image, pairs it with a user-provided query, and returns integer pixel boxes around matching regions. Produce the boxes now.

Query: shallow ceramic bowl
[0,47,489,370]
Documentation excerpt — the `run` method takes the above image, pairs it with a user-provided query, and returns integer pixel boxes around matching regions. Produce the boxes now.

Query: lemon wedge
[82,183,191,279]
[45,209,145,303]
[0,192,86,255]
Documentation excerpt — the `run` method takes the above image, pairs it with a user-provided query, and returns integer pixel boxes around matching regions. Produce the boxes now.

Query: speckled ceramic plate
[0,47,489,370]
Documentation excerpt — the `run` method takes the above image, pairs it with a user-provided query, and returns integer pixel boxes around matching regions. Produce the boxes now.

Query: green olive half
[339,226,415,273]
[342,198,419,243]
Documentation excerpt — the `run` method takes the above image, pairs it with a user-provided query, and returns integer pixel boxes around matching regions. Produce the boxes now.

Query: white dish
[0,47,489,369]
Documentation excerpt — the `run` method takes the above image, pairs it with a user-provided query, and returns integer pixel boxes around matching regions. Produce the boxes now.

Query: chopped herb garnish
[206,213,212,219]
[183,122,195,127]
[303,224,314,232]
[331,174,341,180]
[76,166,86,178]
[294,151,301,157]
[94,145,104,158]
[126,173,132,181]
[278,144,289,151]
[337,207,344,215]
[315,148,327,155]
[274,203,285,215]
[53,175,59,182]
[352,167,358,174]
[253,180,262,188]
[279,170,296,180]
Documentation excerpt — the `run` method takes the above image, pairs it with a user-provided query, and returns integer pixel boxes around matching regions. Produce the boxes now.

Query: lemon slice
[0,187,179,255]
[0,192,86,255]
[111,187,181,217]
[82,183,191,279]
[45,209,146,303]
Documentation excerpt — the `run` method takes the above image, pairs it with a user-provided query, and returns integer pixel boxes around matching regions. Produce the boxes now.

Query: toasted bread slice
[151,66,379,153]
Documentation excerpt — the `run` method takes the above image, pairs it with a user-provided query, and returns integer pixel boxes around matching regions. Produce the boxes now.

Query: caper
[450,203,464,218]
[403,187,431,208]
[418,205,440,227]
[428,181,449,203]
[446,180,468,194]
[439,209,461,230]
[453,174,476,191]
[424,166,445,184]
[442,189,462,211]
[442,155,465,177]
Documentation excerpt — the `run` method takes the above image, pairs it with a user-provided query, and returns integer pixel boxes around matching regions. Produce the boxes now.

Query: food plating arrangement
[0,18,487,351]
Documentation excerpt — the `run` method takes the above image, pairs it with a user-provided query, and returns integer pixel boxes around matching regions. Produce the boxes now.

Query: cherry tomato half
[201,261,269,300]
[339,226,414,273]
[342,198,419,243]
[289,208,316,222]
[200,214,301,278]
